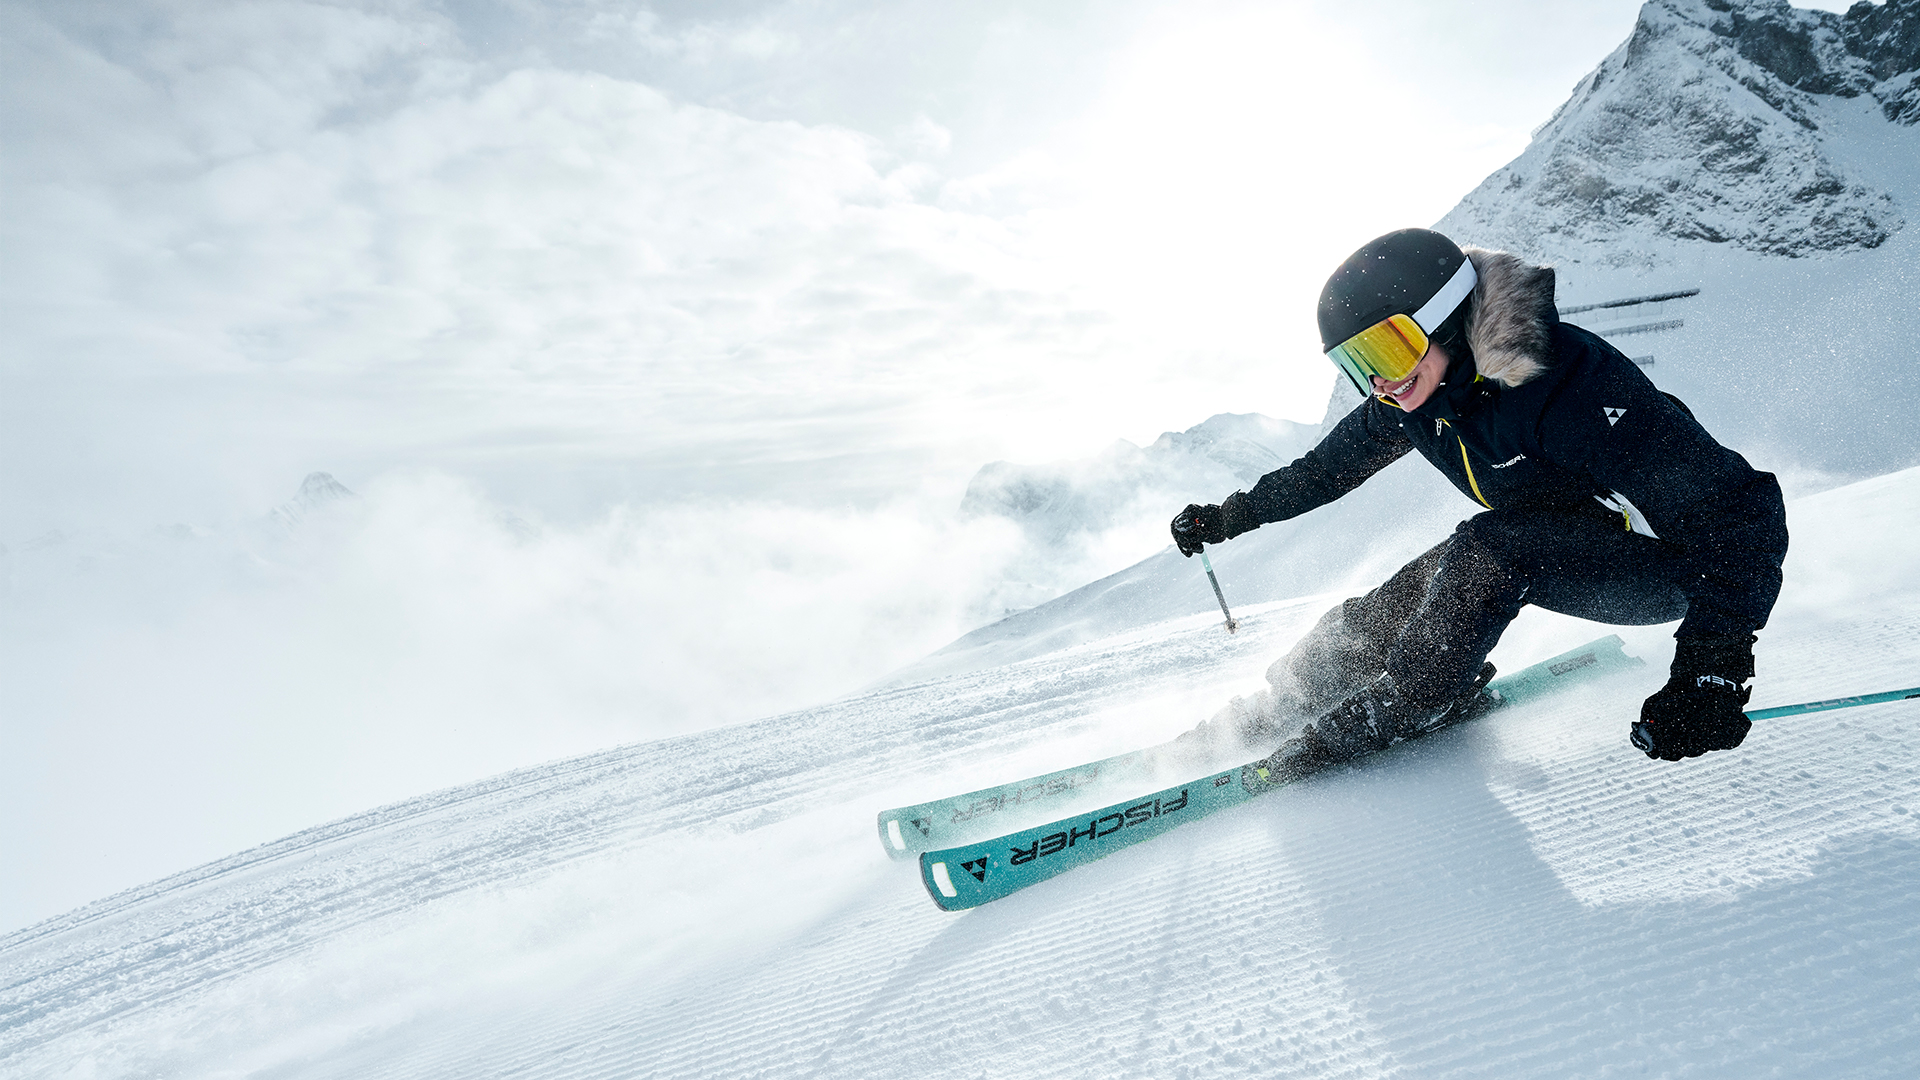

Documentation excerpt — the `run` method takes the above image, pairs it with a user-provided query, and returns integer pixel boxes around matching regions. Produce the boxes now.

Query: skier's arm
[1235,400,1414,525]
[1171,400,1411,554]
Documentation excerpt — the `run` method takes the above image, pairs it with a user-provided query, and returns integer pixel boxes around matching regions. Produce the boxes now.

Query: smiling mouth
[1382,373,1420,401]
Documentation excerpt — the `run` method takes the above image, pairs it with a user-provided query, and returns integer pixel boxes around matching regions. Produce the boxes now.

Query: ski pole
[1747,686,1920,721]
[1199,549,1238,634]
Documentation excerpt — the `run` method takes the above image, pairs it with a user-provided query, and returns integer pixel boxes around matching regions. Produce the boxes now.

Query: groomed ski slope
[5,467,1920,1079]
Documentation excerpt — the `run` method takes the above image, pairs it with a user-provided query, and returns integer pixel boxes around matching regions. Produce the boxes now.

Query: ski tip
[928,859,959,899]
[918,854,979,912]
[875,814,921,861]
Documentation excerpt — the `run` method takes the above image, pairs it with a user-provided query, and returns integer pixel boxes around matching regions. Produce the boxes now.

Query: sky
[0,0,1867,930]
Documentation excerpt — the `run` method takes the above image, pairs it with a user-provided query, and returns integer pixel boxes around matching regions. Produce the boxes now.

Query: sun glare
[997,1,1534,440]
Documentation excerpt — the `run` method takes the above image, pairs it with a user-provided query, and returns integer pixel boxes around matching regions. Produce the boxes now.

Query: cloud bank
[0,470,1031,927]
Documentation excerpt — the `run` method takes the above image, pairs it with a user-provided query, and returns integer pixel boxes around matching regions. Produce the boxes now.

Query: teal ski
[885,634,1640,862]
[878,742,1167,860]
[918,646,1920,911]
[879,635,1655,859]
[920,769,1253,909]
[915,635,1644,909]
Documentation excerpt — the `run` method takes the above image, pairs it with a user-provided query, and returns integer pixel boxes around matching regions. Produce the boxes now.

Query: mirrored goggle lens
[1326,313,1427,393]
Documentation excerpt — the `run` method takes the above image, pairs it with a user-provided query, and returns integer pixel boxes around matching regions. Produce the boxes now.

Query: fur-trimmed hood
[1461,248,1557,388]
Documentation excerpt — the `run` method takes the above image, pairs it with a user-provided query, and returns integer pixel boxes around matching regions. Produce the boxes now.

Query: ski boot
[1245,662,1496,789]
[1400,661,1500,738]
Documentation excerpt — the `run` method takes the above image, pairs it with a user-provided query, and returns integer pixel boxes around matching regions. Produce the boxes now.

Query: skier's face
[1372,341,1450,412]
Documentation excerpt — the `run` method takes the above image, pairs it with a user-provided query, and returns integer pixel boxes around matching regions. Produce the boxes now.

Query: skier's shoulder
[1553,322,1641,379]
[1530,324,1755,487]
[1533,323,1681,422]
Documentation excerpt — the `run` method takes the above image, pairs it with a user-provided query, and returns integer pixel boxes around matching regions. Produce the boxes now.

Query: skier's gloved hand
[1171,504,1226,556]
[1170,493,1258,557]
[1631,634,1756,761]
[1634,681,1751,760]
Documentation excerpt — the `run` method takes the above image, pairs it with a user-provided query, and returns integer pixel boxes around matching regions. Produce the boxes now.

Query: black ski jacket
[1234,252,1787,642]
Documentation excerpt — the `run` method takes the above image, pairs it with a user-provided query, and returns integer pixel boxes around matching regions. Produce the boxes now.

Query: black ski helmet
[1317,228,1476,396]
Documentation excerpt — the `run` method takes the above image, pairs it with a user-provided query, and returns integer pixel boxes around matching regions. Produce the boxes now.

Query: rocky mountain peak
[294,472,355,509]
[270,472,358,530]
[1693,0,1920,117]
[1441,0,1920,261]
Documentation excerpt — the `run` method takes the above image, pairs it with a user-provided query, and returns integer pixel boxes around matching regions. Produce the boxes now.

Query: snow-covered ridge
[1448,0,1920,260]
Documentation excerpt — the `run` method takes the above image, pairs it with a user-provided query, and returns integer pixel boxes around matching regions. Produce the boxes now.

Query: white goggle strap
[1411,256,1477,334]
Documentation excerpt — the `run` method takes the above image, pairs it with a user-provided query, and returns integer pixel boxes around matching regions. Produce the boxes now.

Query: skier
[1170,228,1787,778]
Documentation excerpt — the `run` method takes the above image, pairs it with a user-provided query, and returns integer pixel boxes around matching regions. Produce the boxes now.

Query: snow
[4,464,1919,1078]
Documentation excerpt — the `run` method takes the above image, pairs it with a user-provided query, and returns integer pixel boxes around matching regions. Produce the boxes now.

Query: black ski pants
[1279,507,1691,714]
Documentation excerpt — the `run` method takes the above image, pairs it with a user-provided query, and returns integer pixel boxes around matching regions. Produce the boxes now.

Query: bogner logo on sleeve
[1009,789,1190,866]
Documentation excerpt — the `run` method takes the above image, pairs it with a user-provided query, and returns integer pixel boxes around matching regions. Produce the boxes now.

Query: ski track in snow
[4,469,1920,1079]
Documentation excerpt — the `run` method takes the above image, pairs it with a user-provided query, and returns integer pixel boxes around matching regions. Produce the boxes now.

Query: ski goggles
[1324,257,1478,398]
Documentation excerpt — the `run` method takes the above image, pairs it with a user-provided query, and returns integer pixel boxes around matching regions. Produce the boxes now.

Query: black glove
[1171,503,1226,556]
[1170,494,1258,557]
[1631,634,1755,761]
